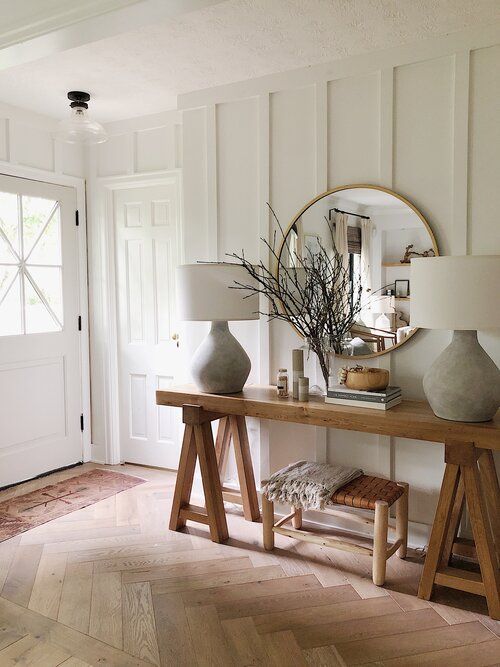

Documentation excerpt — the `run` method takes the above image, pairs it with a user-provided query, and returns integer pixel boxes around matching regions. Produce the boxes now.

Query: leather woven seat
[330,474,404,510]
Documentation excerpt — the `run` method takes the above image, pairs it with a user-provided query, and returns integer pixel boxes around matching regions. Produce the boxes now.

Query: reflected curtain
[334,212,349,271]
[360,218,372,295]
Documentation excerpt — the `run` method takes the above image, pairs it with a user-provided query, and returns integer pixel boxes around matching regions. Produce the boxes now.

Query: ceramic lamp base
[423,330,500,422]
[191,320,251,394]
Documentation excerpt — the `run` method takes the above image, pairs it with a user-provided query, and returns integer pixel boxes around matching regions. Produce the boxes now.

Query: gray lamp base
[191,320,251,394]
[423,330,500,422]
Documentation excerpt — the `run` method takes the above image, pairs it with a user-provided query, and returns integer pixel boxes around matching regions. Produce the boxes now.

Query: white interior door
[0,174,82,487]
[114,178,182,468]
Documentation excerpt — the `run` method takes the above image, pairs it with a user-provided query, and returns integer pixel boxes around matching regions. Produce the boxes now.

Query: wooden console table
[156,384,500,619]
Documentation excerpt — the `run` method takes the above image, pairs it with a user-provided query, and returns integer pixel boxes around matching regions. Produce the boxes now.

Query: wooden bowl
[345,368,389,392]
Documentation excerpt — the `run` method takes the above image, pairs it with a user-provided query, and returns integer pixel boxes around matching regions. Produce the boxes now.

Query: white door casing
[114,177,183,468]
[0,174,82,487]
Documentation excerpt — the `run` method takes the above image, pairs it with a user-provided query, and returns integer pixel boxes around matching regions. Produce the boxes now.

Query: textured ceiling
[0,0,498,122]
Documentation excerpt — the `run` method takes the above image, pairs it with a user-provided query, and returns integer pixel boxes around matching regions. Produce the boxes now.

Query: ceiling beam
[0,0,225,71]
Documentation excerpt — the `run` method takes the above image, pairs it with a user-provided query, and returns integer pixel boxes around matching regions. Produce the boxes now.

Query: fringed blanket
[263,460,363,510]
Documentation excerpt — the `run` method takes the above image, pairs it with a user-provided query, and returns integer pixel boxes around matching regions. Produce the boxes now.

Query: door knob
[172,332,180,347]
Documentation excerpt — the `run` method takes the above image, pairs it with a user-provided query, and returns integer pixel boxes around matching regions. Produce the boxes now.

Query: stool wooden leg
[169,424,197,531]
[262,494,275,551]
[396,482,409,559]
[373,500,389,585]
[292,506,303,529]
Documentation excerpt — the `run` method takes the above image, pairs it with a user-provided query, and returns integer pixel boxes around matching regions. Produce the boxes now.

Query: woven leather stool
[262,471,409,586]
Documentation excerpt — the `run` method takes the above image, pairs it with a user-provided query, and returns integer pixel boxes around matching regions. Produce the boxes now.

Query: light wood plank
[58,561,93,633]
[303,645,347,667]
[185,604,235,666]
[60,658,93,667]
[1,544,43,607]
[216,584,360,620]
[94,546,224,572]
[123,554,251,584]
[0,594,151,667]
[153,564,285,595]
[296,606,446,649]
[122,582,160,666]
[254,595,398,635]
[379,637,500,666]
[0,633,70,666]
[222,616,269,665]
[28,551,67,619]
[0,623,25,651]
[182,573,320,607]
[260,630,307,666]
[70,539,190,563]
[337,620,493,665]
[89,571,122,650]
[152,591,197,667]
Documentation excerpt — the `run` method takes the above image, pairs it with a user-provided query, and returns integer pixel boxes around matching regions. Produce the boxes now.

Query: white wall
[178,24,500,545]
[0,101,85,178]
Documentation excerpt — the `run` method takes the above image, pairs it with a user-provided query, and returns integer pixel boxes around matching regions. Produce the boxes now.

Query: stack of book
[325,385,402,410]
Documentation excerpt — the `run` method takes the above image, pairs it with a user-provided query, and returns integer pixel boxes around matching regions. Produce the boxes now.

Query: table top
[156,385,500,450]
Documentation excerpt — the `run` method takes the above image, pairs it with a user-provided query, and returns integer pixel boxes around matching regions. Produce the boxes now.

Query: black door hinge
[75,210,79,227]
[78,315,82,331]
[80,414,84,431]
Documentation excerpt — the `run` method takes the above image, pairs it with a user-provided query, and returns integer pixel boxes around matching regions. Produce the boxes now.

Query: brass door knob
[172,332,180,347]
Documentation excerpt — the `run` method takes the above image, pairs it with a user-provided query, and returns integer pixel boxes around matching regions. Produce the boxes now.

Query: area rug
[0,469,145,542]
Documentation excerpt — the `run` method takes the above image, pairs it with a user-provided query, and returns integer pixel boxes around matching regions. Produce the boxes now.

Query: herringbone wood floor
[0,464,498,666]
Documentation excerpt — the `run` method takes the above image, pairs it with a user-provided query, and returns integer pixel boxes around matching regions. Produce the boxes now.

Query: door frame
[0,163,91,463]
[96,170,183,464]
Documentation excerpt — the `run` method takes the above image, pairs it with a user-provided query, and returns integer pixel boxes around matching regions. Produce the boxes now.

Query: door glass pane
[0,191,19,259]
[0,190,63,337]
[0,272,22,336]
[27,205,61,265]
[22,196,58,257]
[0,266,18,301]
[24,278,60,334]
[25,267,63,327]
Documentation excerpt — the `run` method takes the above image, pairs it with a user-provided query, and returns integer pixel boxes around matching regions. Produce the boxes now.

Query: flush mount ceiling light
[55,91,108,145]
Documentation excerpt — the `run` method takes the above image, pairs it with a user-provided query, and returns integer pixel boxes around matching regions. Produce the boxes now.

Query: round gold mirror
[277,185,439,359]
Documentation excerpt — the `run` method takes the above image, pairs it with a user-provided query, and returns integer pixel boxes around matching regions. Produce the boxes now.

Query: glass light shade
[55,107,108,145]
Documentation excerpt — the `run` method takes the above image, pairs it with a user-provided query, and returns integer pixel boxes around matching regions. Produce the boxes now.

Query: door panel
[0,174,82,486]
[114,179,182,468]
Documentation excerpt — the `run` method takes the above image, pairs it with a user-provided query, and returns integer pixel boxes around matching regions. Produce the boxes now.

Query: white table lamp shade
[177,264,259,322]
[411,256,500,330]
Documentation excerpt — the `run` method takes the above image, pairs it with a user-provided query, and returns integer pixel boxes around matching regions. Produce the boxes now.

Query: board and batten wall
[178,24,500,544]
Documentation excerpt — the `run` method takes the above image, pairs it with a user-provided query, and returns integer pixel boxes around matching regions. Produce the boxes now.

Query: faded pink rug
[0,469,145,542]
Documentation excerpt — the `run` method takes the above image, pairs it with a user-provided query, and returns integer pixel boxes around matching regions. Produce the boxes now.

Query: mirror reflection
[278,186,439,358]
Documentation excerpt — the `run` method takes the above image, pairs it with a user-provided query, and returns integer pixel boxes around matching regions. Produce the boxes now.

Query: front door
[114,178,182,468]
[0,174,82,487]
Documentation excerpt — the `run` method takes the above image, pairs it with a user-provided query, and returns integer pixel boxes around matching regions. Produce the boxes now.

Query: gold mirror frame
[277,184,440,359]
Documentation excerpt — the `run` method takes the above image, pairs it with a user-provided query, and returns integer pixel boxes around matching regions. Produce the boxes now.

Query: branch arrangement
[226,204,365,387]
